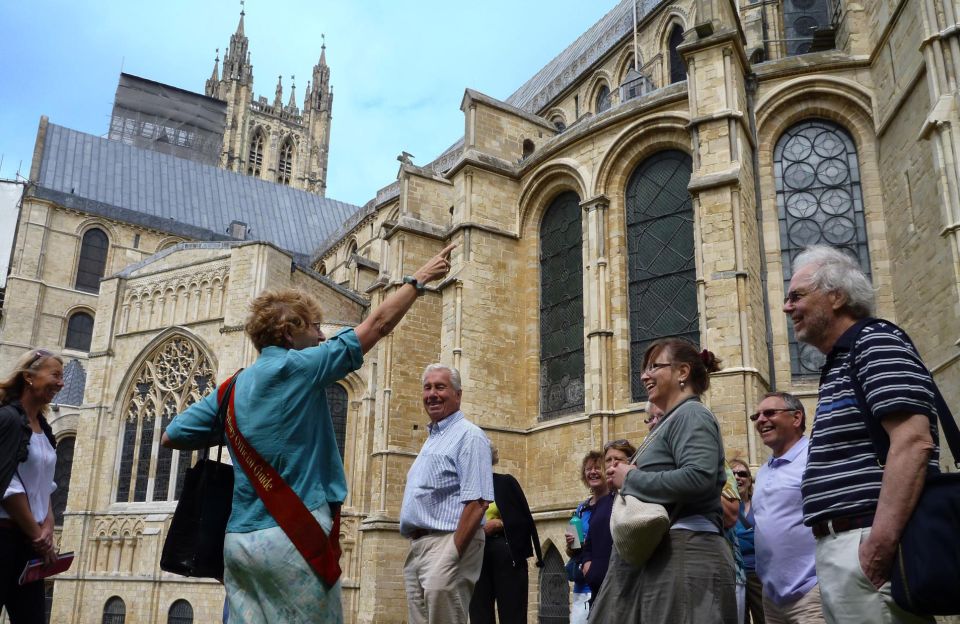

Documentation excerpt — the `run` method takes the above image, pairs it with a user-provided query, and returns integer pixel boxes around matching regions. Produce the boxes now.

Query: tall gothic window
[595,85,611,113]
[75,228,109,293]
[51,435,75,526]
[116,336,215,503]
[167,600,194,624]
[247,130,264,177]
[277,137,294,185]
[326,384,348,458]
[102,597,126,624]
[65,311,94,352]
[774,119,869,377]
[626,150,697,401]
[539,191,585,420]
[668,24,686,84]
[538,544,570,624]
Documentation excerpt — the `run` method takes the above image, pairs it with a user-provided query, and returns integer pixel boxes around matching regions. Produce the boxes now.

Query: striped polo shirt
[801,319,940,526]
[399,410,494,537]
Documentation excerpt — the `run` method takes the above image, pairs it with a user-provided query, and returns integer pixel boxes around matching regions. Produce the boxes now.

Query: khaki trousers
[815,528,933,624]
[403,529,484,624]
[762,583,825,624]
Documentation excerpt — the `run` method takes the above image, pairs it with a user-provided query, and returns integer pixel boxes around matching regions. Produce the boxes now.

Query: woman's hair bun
[700,349,721,373]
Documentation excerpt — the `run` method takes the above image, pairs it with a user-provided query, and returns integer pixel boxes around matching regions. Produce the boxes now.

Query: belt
[408,528,447,541]
[811,512,874,539]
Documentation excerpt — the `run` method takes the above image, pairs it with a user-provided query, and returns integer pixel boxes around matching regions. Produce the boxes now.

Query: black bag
[160,374,240,579]
[848,319,960,615]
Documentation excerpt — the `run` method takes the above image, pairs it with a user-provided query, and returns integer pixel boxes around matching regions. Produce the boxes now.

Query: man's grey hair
[761,391,807,433]
[792,245,875,318]
[421,363,462,392]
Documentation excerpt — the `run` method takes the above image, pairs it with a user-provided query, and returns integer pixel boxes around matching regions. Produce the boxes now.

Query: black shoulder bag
[160,371,241,580]
[847,318,960,615]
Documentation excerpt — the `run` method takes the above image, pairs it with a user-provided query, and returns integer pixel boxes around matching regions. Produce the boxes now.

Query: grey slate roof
[53,359,86,407]
[34,123,362,263]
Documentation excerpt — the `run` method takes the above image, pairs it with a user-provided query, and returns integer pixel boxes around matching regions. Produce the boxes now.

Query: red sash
[217,375,342,588]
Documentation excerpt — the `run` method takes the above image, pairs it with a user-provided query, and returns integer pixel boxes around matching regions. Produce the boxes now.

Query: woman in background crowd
[580,439,636,603]
[0,349,63,624]
[566,451,606,624]
[731,458,765,624]
[591,338,737,623]
[469,443,543,624]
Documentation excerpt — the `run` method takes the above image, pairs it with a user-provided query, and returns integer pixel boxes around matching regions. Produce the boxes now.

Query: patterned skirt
[224,505,342,624]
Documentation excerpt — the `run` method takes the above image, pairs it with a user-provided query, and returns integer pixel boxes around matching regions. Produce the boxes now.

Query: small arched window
[774,119,869,377]
[326,384,348,459]
[551,117,566,132]
[167,599,194,624]
[522,139,535,159]
[277,138,294,185]
[52,435,76,526]
[538,544,570,623]
[247,130,264,177]
[595,85,611,113]
[669,24,686,84]
[76,228,109,293]
[102,596,126,624]
[65,311,94,352]
[539,191,585,420]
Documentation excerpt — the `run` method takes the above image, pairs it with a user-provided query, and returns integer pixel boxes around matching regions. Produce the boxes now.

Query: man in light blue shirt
[400,363,494,624]
[752,392,825,624]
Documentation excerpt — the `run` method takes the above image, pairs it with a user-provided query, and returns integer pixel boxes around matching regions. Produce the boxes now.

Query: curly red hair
[245,288,324,352]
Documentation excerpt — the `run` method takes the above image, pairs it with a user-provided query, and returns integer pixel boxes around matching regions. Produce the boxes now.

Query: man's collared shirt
[399,410,494,537]
[800,320,939,526]
[754,435,817,606]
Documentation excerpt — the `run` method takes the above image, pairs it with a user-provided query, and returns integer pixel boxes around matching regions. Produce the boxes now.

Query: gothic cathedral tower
[204,8,333,195]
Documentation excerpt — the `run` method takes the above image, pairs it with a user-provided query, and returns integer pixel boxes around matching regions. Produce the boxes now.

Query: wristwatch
[402,275,425,294]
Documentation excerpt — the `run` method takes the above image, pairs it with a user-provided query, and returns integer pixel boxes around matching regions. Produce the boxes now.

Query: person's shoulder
[0,402,24,427]
[857,318,912,347]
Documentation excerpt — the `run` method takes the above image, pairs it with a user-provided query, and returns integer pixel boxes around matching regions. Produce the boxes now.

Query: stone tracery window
[539,191,585,421]
[538,544,569,623]
[277,137,294,185]
[774,119,870,377]
[626,150,698,401]
[247,130,264,177]
[595,85,611,113]
[116,336,215,503]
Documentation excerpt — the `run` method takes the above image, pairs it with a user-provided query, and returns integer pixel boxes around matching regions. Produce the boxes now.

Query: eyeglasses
[732,469,751,479]
[27,349,52,368]
[783,289,815,305]
[643,362,672,373]
[749,408,797,422]
[603,438,630,451]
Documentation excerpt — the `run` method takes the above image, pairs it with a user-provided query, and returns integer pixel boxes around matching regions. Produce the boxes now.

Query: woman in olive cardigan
[469,446,544,624]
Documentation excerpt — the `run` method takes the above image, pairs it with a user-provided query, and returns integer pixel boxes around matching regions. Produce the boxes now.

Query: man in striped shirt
[400,363,494,624]
[784,245,938,624]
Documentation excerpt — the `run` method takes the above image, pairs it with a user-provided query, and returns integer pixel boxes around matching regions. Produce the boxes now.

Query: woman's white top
[1,432,57,523]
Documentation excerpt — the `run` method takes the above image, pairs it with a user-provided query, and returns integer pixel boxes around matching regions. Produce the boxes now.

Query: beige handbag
[608,421,671,567]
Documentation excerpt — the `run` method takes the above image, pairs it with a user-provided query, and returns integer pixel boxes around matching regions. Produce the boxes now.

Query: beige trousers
[762,583,826,624]
[403,529,485,624]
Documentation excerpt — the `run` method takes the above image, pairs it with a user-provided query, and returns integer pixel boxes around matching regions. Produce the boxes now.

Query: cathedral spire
[320,34,327,66]
[274,74,283,109]
[236,0,246,36]
[288,76,297,109]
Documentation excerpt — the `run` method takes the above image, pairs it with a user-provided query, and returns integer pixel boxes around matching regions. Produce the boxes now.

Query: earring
[679,379,686,389]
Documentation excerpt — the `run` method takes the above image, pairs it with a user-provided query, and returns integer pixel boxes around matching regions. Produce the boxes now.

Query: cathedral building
[1,1,959,622]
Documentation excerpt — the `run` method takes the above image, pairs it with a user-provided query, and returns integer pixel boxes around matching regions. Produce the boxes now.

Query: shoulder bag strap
[222,377,342,588]
[847,319,960,469]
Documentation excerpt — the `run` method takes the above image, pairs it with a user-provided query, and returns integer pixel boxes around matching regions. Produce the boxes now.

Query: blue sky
[0,1,615,206]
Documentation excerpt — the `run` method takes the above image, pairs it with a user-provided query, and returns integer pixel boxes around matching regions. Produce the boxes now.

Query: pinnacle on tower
[288,76,297,110]
[237,0,245,36]
[274,74,283,109]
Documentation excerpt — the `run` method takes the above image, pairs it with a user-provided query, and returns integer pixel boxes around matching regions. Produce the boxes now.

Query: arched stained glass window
[277,137,294,185]
[116,336,215,503]
[52,435,75,526]
[626,150,698,401]
[66,312,94,352]
[76,228,109,293]
[595,85,611,113]
[326,384,348,459]
[539,191,584,421]
[669,25,686,84]
[102,597,126,624]
[775,119,870,377]
[247,130,264,177]
[167,599,193,624]
[538,544,570,623]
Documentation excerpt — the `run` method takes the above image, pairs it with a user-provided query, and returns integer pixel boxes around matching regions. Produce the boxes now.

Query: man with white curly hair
[783,245,939,623]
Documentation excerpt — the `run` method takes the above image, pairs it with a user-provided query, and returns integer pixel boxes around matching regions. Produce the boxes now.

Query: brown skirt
[588,529,738,624]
